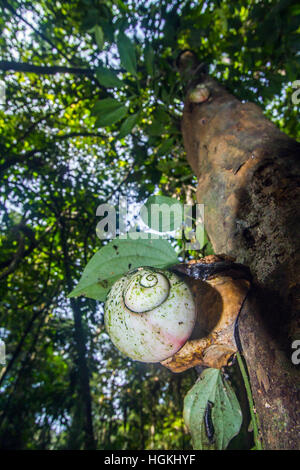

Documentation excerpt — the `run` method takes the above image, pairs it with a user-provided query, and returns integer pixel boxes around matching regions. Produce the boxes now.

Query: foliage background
[0,0,299,449]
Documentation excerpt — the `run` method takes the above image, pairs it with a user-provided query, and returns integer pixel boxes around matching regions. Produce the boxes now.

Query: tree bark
[181,72,300,449]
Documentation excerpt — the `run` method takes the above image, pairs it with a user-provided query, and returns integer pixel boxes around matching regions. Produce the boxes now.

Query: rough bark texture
[161,257,251,372]
[181,71,300,449]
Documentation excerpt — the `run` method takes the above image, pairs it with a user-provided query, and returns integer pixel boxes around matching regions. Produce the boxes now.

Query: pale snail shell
[104,267,196,363]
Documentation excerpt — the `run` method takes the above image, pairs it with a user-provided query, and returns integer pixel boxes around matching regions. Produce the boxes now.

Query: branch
[0,296,55,388]
[56,132,107,140]
[0,149,40,174]
[0,148,42,174]
[2,0,73,65]
[1,132,107,174]
[0,60,95,77]
[0,223,55,278]
[0,232,25,280]
[19,97,92,141]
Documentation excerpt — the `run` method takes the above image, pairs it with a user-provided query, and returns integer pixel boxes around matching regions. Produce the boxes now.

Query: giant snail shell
[104,267,196,363]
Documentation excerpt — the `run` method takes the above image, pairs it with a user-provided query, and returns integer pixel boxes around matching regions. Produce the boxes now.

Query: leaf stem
[236,351,263,450]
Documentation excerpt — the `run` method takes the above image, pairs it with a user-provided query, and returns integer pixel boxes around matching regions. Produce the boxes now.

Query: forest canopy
[0,0,299,450]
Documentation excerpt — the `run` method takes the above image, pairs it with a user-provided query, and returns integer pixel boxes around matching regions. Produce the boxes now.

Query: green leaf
[95,107,128,127]
[92,98,123,114]
[157,138,174,156]
[96,66,124,89]
[68,238,179,301]
[183,368,243,450]
[118,112,140,138]
[154,106,170,123]
[92,98,128,127]
[147,120,165,136]
[202,230,214,255]
[144,43,155,76]
[140,195,183,233]
[215,8,228,33]
[117,33,137,76]
[95,25,104,50]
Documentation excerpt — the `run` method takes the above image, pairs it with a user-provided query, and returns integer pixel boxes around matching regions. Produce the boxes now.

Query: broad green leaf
[183,368,243,450]
[118,113,139,138]
[157,138,174,156]
[95,106,128,127]
[92,98,124,115]
[144,43,155,76]
[68,238,179,301]
[96,66,124,89]
[154,106,170,123]
[161,87,171,104]
[202,230,214,254]
[147,120,165,136]
[92,98,128,127]
[117,33,137,76]
[140,195,183,233]
[95,25,104,50]
[215,8,228,33]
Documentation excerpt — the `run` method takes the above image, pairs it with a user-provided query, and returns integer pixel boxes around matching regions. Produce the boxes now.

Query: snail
[104,267,196,363]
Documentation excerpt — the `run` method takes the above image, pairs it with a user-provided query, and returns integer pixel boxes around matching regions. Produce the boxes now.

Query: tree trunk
[60,224,96,450]
[181,72,300,449]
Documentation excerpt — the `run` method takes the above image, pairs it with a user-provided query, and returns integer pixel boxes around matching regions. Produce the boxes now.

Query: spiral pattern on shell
[104,267,196,363]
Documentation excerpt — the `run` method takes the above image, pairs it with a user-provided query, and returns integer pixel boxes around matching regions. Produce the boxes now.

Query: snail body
[104,267,196,363]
